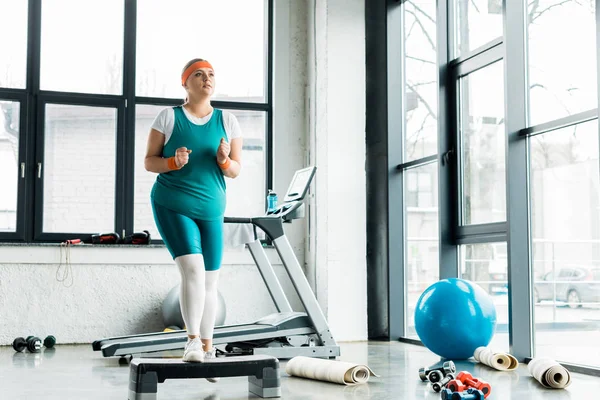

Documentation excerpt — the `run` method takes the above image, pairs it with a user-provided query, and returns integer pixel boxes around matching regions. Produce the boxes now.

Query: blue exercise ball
[414,278,497,360]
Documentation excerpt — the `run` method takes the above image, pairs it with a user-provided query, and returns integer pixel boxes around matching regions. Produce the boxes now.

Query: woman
[144,58,243,372]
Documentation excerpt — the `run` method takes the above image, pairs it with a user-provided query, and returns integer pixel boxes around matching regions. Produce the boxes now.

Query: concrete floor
[1,341,598,399]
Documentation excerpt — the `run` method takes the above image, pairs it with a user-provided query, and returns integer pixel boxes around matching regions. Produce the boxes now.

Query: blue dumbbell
[446,388,485,400]
[441,388,453,400]
[463,388,486,400]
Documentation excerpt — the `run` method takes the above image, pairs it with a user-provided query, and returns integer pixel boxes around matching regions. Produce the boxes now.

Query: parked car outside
[534,266,600,308]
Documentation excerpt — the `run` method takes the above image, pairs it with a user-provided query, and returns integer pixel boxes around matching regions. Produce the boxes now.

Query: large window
[0,1,27,89]
[0,101,19,232]
[136,0,266,102]
[404,0,437,161]
[523,0,600,371]
[390,0,600,376]
[527,0,596,126]
[0,0,272,243]
[531,120,600,366]
[455,0,503,57]
[405,162,439,338]
[40,0,124,95]
[459,61,506,225]
[399,0,441,338]
[41,104,117,233]
[460,243,509,351]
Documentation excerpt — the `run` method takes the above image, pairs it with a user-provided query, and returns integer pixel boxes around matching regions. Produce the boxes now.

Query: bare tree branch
[0,103,20,163]
[405,9,436,51]
[528,0,540,18]
[408,1,435,25]
[407,19,418,38]
[410,80,437,87]
[407,113,431,159]
[411,113,430,138]
[406,55,436,65]
[407,82,437,119]
[530,83,572,115]
[529,0,573,23]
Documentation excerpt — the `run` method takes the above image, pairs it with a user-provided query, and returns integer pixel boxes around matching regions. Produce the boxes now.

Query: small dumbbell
[12,336,42,353]
[43,335,56,349]
[448,372,491,398]
[432,372,455,392]
[29,335,56,349]
[418,360,456,383]
[450,388,485,400]
[455,371,491,398]
[441,388,453,400]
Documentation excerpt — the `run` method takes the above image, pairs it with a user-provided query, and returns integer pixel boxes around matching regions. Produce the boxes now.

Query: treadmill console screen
[284,166,316,203]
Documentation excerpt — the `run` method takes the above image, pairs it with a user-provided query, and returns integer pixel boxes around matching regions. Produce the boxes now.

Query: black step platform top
[130,355,279,382]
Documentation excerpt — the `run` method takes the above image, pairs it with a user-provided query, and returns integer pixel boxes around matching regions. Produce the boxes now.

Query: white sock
[175,254,205,338]
[200,270,220,340]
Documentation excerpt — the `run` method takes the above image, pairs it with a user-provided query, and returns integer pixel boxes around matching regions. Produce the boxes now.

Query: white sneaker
[204,348,220,382]
[183,338,204,362]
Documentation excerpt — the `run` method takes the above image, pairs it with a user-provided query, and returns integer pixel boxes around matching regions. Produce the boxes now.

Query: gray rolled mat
[474,346,519,371]
[285,356,379,385]
[528,357,572,389]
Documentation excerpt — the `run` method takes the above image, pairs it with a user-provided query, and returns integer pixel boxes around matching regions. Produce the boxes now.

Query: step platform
[128,354,281,399]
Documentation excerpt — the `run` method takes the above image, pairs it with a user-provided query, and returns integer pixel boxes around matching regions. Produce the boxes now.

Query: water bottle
[267,190,278,213]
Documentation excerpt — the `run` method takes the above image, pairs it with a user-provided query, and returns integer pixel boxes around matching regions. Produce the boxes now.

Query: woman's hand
[217,138,230,164]
[175,147,192,168]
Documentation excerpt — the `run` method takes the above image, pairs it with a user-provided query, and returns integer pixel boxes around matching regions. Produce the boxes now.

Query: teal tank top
[151,106,228,220]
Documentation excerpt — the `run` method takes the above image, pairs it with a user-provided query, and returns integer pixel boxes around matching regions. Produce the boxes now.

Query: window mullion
[120,0,137,238]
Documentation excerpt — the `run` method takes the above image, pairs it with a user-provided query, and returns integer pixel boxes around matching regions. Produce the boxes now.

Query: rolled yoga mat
[474,346,519,371]
[527,358,572,389]
[285,356,379,385]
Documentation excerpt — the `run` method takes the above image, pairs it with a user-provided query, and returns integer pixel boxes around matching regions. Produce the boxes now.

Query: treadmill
[92,166,340,360]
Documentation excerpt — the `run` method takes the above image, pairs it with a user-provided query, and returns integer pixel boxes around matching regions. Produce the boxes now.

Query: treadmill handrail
[224,217,253,224]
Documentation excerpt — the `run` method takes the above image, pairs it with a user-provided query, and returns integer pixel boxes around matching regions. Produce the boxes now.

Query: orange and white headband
[181,61,214,85]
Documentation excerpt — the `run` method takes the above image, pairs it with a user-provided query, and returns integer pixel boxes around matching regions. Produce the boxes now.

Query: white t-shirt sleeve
[150,107,240,144]
[222,110,242,142]
[150,108,175,143]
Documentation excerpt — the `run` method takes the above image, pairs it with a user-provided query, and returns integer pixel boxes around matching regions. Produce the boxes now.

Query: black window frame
[0,0,274,244]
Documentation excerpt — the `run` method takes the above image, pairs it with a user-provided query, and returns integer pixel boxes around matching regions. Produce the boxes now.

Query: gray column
[365,0,393,338]
[504,0,534,360]
[438,0,458,280]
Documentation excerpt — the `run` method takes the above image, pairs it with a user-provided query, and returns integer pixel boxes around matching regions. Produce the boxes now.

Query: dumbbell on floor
[447,371,491,399]
[13,336,42,353]
[418,360,456,383]
[27,335,55,349]
[13,335,56,353]
[432,372,455,392]
[43,335,56,349]
[441,388,485,400]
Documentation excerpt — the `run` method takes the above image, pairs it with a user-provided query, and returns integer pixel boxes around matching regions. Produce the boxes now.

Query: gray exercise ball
[162,284,227,329]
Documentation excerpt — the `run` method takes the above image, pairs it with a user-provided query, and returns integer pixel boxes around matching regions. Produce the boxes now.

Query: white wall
[273,0,309,258]
[307,0,368,342]
[0,245,296,345]
[0,0,368,345]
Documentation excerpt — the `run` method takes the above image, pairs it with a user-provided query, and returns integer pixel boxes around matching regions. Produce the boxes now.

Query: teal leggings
[151,201,224,271]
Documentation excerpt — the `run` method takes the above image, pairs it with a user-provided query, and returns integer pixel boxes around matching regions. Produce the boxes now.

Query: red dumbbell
[447,378,467,393]
[451,371,491,399]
